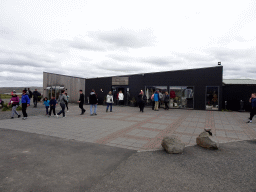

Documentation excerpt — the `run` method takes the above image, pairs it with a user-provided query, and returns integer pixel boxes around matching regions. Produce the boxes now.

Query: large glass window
[206,86,219,110]
[145,86,167,106]
[169,86,194,109]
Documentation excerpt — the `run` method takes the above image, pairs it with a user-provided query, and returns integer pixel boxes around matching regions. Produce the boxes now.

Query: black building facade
[222,80,256,111]
[85,66,223,110]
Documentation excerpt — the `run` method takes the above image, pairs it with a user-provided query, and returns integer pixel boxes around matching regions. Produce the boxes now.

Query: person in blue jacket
[21,90,30,120]
[248,93,256,123]
[43,97,50,115]
[154,90,159,111]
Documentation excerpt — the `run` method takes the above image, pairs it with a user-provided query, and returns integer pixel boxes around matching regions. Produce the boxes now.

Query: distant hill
[0,87,43,94]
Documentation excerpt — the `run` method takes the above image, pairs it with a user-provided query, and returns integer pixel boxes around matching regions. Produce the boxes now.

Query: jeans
[164,102,169,110]
[11,105,19,117]
[45,106,49,114]
[33,97,37,107]
[49,106,56,116]
[79,103,85,113]
[90,104,97,114]
[106,103,112,111]
[249,108,256,120]
[57,103,66,117]
[22,103,28,117]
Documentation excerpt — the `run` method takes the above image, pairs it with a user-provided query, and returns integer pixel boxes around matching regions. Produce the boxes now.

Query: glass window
[169,86,194,109]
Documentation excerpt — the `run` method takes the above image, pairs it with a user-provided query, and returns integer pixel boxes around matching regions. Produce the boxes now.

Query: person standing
[138,90,145,112]
[21,90,30,120]
[118,90,124,106]
[49,96,57,117]
[154,90,159,111]
[32,89,40,107]
[89,89,98,116]
[106,91,114,112]
[28,88,32,100]
[7,91,20,119]
[65,93,69,112]
[43,97,50,115]
[151,93,155,110]
[248,93,256,123]
[56,90,67,118]
[164,92,170,110]
[78,90,86,115]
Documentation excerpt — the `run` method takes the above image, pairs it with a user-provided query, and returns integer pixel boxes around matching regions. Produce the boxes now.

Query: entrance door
[111,86,129,105]
[206,86,219,110]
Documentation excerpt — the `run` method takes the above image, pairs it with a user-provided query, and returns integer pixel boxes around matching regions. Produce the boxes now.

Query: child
[43,97,50,115]
[7,91,21,119]
[49,96,57,117]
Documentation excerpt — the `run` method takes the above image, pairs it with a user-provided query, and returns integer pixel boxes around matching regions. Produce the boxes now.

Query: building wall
[222,84,256,111]
[83,66,223,110]
[43,72,85,103]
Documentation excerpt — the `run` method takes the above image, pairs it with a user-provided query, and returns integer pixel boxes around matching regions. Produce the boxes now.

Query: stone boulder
[161,136,185,154]
[196,131,219,149]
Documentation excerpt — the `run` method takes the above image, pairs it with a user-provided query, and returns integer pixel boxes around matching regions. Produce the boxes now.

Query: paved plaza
[1,104,256,151]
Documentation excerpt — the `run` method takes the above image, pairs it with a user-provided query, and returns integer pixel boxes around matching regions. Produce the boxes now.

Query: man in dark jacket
[28,88,32,99]
[89,89,98,116]
[32,89,40,107]
[78,90,86,115]
[248,93,256,123]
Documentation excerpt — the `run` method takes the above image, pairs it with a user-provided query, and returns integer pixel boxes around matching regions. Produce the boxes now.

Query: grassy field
[0,94,12,99]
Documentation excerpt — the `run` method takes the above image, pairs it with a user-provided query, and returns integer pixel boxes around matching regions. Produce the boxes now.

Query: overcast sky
[1,0,256,87]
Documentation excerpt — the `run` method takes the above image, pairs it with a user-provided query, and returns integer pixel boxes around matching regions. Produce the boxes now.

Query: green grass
[1,103,22,111]
[0,94,12,99]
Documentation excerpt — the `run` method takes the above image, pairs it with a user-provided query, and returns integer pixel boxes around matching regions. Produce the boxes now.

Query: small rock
[161,136,185,154]
[196,131,219,149]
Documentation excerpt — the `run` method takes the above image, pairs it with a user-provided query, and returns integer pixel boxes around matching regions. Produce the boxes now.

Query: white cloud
[0,0,256,87]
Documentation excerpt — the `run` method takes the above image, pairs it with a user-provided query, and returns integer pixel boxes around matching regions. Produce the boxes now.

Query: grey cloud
[0,48,57,68]
[92,29,155,49]
[68,37,106,51]
[140,56,183,66]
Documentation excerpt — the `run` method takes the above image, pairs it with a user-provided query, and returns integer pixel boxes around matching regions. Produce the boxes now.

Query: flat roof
[223,79,256,85]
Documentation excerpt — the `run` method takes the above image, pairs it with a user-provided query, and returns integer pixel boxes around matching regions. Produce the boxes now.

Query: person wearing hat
[21,90,30,120]
[7,91,20,119]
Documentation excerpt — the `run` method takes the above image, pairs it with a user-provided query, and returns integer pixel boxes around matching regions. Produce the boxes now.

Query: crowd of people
[4,88,256,124]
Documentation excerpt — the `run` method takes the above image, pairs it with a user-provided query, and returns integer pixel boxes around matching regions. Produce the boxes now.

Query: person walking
[89,89,98,116]
[164,91,170,110]
[49,96,57,117]
[28,88,32,99]
[43,97,50,115]
[65,93,69,112]
[56,90,67,118]
[151,93,155,110]
[106,91,114,112]
[118,90,124,106]
[138,90,145,112]
[7,91,21,119]
[32,89,40,107]
[78,90,86,115]
[154,90,159,111]
[21,90,30,120]
[248,93,256,123]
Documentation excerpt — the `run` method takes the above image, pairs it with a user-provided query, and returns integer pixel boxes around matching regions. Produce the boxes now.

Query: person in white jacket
[106,91,114,112]
[118,90,124,106]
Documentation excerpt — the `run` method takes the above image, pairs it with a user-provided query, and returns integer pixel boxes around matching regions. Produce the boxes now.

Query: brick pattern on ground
[0,104,256,151]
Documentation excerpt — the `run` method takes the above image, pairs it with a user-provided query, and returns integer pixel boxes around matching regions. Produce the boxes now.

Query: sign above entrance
[112,77,129,85]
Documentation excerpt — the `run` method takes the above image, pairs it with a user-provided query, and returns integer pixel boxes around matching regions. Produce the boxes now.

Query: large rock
[161,136,185,154]
[196,131,219,149]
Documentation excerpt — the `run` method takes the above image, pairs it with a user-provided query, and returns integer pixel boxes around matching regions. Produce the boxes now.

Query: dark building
[85,66,223,110]
[222,79,256,111]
